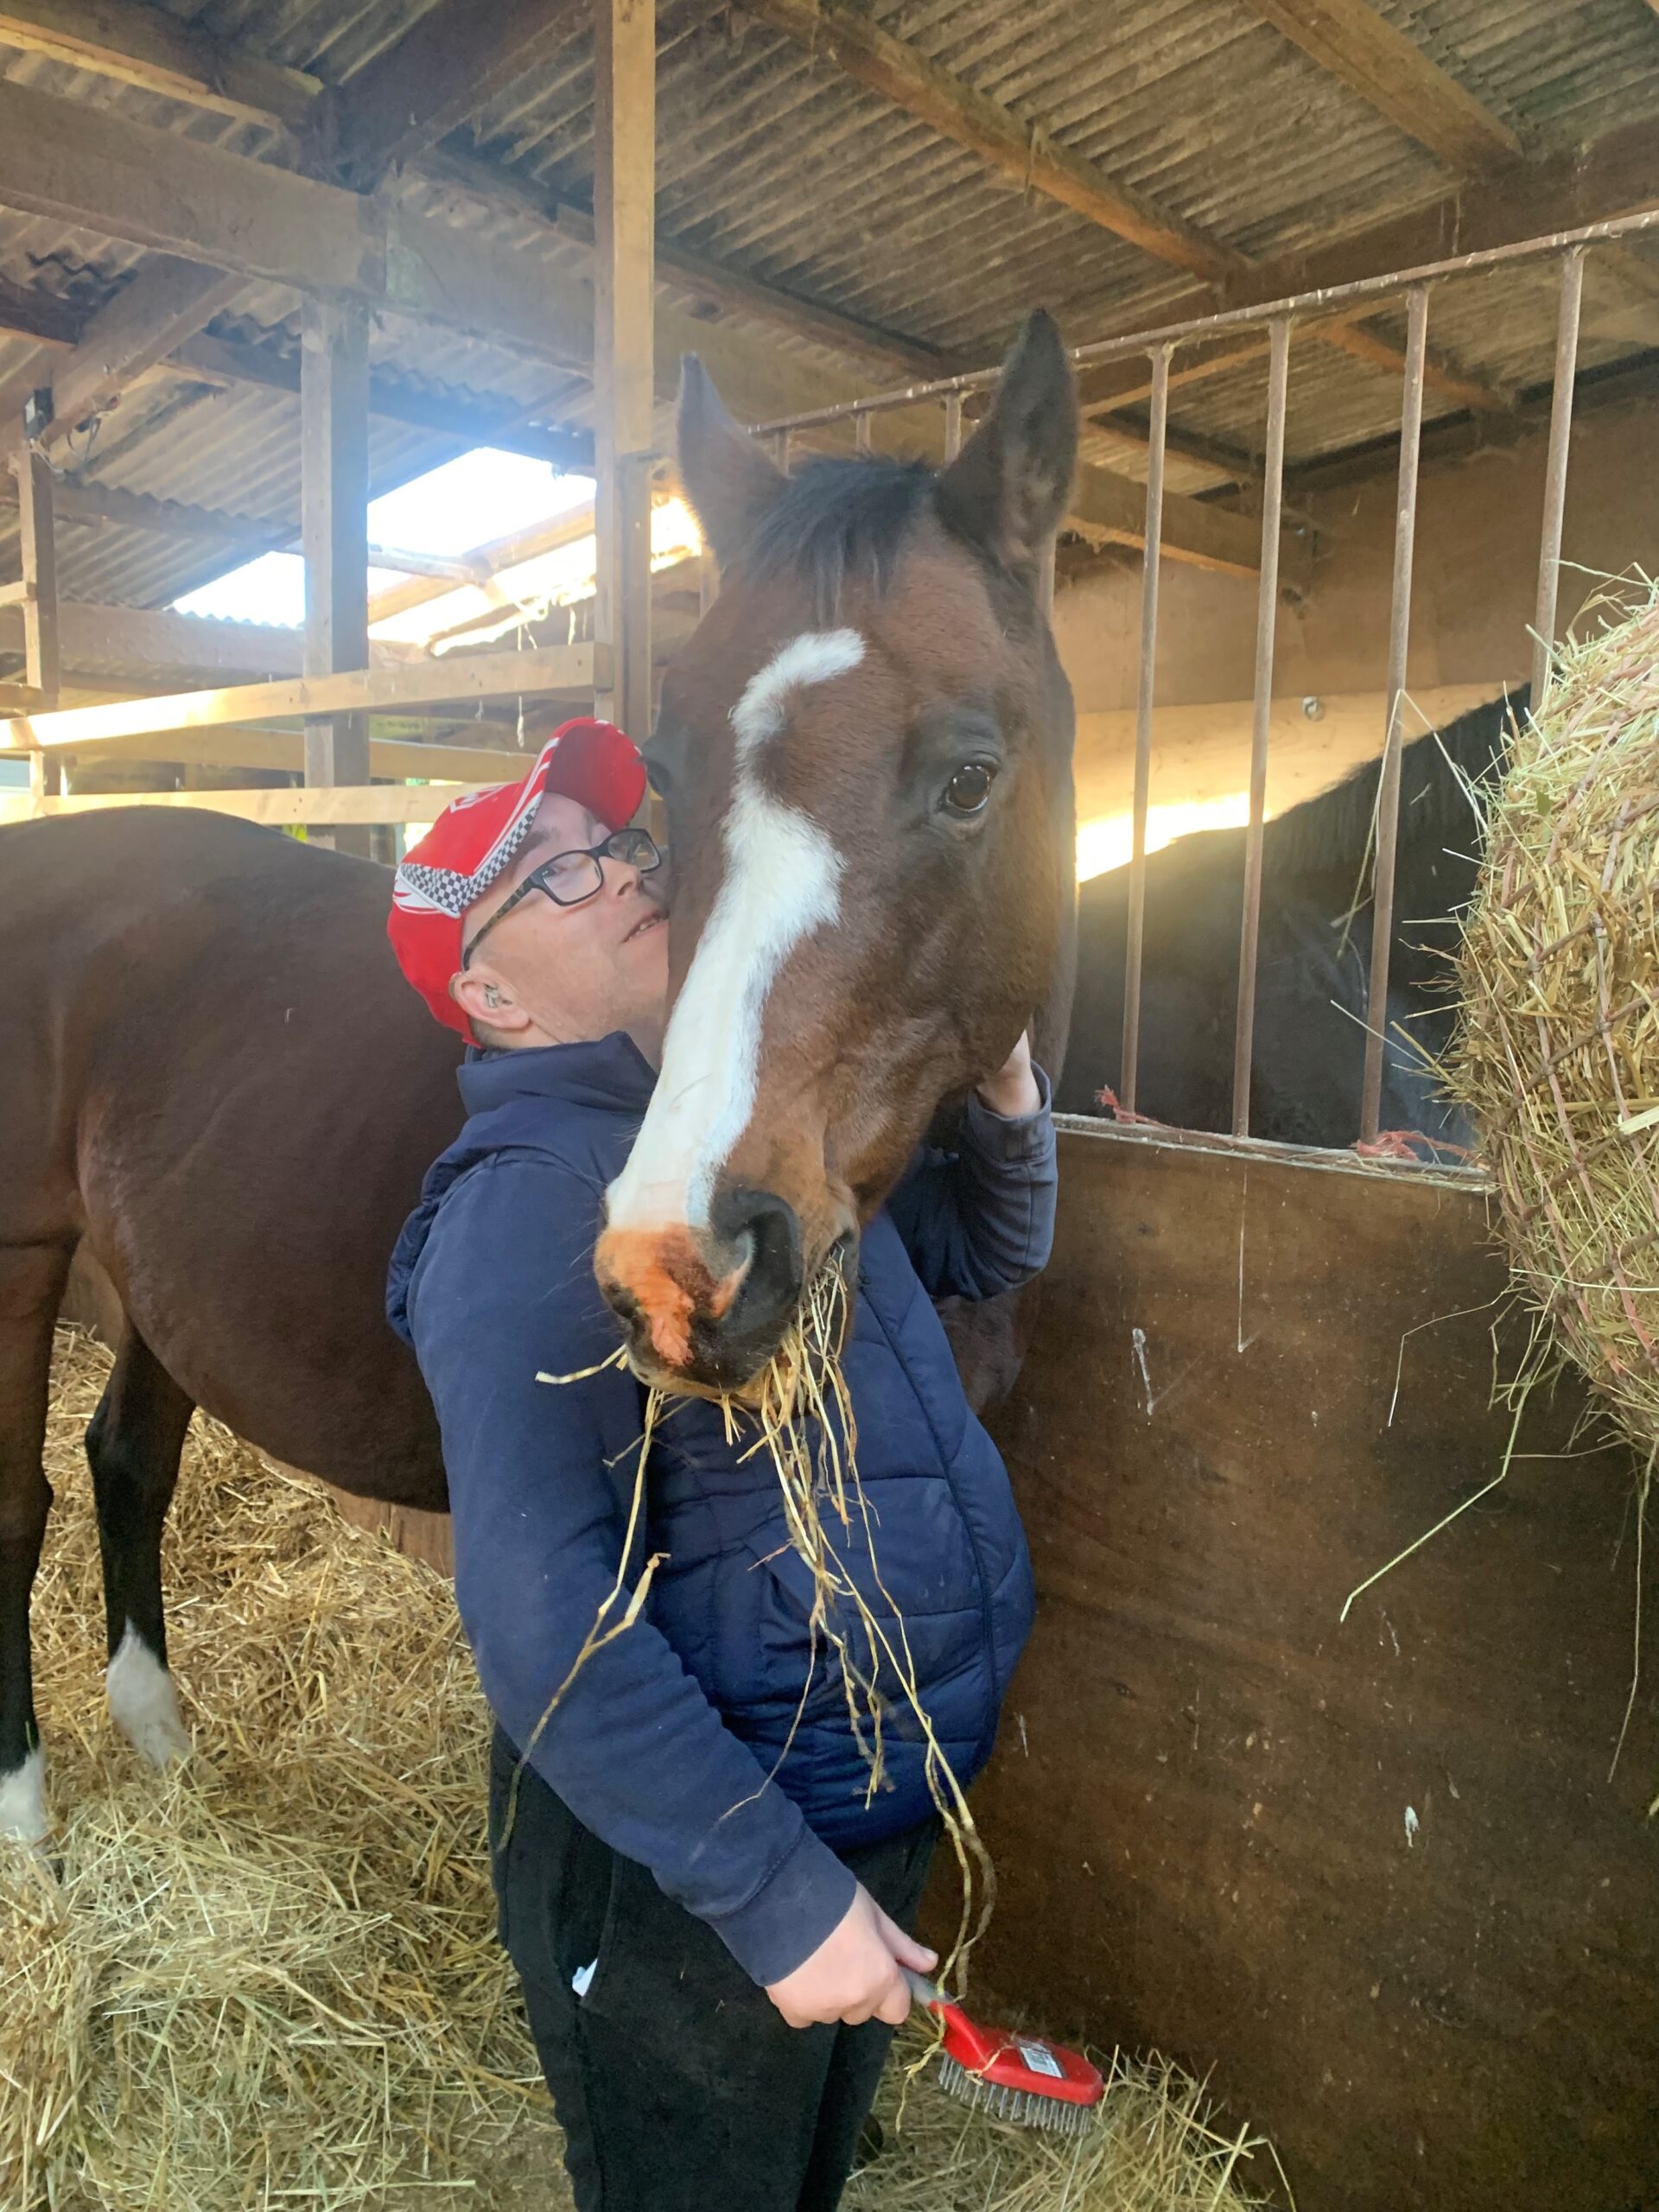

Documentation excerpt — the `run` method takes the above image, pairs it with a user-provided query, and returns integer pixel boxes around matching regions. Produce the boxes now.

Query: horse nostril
[712,1186,804,1344]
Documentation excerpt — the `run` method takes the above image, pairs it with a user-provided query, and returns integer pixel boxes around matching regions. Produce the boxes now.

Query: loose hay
[2,1327,562,2212]
[846,2027,1268,2212]
[1450,580,1659,1461]
[7,1329,1272,2212]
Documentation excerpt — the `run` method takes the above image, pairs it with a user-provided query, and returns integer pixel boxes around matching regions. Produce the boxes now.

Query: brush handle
[901,1966,951,2010]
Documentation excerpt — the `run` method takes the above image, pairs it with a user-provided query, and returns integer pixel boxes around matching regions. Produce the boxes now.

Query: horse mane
[734,455,938,616]
[1263,684,1529,881]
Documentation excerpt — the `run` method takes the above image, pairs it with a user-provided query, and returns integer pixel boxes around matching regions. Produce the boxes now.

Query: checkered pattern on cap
[385,716,647,1039]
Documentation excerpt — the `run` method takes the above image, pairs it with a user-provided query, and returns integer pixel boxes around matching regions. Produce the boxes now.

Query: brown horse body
[0,316,1078,1838]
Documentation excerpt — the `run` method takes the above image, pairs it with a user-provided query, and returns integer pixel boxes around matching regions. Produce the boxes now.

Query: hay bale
[1451,582,1659,1459]
[5,1331,1270,2212]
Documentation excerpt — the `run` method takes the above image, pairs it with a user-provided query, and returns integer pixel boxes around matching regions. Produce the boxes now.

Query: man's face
[453,793,669,1046]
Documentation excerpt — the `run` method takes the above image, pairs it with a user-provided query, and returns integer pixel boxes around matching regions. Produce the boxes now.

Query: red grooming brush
[904,1970,1104,2136]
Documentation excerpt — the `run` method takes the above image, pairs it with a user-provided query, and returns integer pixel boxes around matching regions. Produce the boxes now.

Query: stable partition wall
[940,1122,1659,2212]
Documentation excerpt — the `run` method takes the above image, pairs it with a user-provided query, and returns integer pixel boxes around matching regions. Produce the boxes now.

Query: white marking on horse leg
[107,1621,190,1766]
[607,628,864,1236]
[0,1745,47,1842]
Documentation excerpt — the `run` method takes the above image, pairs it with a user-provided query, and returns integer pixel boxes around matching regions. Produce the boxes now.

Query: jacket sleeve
[404,1152,855,1986]
[883,1066,1058,1302]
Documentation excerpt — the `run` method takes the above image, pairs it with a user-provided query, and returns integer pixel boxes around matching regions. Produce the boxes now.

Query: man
[385,718,1056,2212]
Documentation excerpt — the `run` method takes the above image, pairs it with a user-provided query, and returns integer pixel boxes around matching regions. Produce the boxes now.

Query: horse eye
[942,760,997,818]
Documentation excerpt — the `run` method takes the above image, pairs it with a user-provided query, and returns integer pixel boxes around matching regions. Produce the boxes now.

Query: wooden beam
[13,442,60,794]
[0,75,1263,572]
[170,332,595,470]
[70,726,533,780]
[0,255,246,448]
[0,782,509,827]
[0,601,335,677]
[593,0,655,743]
[1318,316,1517,415]
[310,0,584,187]
[0,0,318,128]
[366,505,601,624]
[0,267,80,348]
[0,642,606,752]
[739,0,1242,284]
[1238,0,1522,171]
[301,293,371,853]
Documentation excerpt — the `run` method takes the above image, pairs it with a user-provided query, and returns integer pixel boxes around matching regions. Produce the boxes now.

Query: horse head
[595,311,1078,1393]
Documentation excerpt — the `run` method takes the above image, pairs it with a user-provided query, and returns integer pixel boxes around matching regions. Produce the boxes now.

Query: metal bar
[772,429,791,474]
[1529,247,1586,708]
[1359,284,1429,1147]
[1231,317,1292,1139]
[747,207,1659,437]
[942,391,963,461]
[855,410,873,453]
[14,437,59,796]
[1119,347,1171,1118]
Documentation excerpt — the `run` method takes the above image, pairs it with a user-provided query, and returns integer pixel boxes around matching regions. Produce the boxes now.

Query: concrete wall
[1058,395,1659,860]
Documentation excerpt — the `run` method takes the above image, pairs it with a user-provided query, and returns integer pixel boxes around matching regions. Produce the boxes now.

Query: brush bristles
[935,2054,1098,2137]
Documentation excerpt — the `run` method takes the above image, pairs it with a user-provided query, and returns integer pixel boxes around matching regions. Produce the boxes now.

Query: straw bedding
[1450,582,1659,1460]
[4,1328,1266,2212]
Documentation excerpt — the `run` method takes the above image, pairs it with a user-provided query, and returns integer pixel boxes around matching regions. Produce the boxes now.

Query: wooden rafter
[1239,0,1521,171]
[0,0,950,379]
[0,74,1268,575]
[305,0,586,188]
[739,0,1243,283]
[0,257,245,447]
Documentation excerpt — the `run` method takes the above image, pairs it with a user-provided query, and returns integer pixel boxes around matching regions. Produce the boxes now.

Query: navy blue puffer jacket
[386,1033,1053,1986]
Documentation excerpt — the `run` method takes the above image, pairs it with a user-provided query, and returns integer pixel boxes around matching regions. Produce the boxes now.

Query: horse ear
[936,310,1077,581]
[676,356,788,569]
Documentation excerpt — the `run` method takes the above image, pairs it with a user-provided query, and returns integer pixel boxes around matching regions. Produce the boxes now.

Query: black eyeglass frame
[461,827,663,967]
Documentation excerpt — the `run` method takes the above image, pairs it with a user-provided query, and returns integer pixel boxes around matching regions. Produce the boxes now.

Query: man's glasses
[461,828,663,967]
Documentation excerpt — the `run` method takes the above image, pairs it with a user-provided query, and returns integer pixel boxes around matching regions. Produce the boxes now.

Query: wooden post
[593,0,656,751]
[301,293,371,856]
[14,439,60,796]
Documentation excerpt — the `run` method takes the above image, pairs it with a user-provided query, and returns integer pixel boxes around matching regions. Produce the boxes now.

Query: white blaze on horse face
[607,629,864,1236]
[107,1619,192,1767]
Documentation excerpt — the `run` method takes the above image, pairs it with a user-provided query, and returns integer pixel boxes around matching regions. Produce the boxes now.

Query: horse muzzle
[595,1186,847,1395]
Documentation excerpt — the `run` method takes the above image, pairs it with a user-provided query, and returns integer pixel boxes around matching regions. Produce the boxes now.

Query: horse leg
[0,1243,71,1840]
[87,1327,194,1767]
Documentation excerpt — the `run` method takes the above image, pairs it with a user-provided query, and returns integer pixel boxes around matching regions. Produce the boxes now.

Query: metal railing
[751,207,1659,1152]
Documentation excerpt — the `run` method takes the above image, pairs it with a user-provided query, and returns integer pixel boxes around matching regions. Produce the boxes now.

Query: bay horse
[1055,688,1521,1149]
[0,312,1078,1840]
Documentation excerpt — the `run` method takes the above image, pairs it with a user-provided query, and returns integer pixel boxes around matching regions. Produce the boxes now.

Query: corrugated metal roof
[0,0,1653,633]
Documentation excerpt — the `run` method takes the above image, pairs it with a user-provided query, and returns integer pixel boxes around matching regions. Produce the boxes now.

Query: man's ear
[450,969,531,1039]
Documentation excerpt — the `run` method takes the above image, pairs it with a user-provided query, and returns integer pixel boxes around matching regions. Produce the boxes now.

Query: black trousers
[487,1727,938,2212]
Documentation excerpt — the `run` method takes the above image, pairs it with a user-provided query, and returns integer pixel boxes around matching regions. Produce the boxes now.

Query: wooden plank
[61,726,531,779]
[1239,0,1522,171]
[366,504,600,624]
[301,292,371,855]
[312,0,584,186]
[739,0,1243,283]
[0,77,1262,573]
[15,446,60,702]
[0,0,319,128]
[0,256,245,450]
[169,333,595,470]
[1065,462,1262,580]
[0,643,605,752]
[592,0,656,743]
[958,1129,1659,2212]
[0,781,505,826]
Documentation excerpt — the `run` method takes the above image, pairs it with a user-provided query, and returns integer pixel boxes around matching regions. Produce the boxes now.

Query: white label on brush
[1017,2041,1065,2078]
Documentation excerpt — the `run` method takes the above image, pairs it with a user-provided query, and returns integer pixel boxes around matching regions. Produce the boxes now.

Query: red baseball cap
[387,715,648,1039]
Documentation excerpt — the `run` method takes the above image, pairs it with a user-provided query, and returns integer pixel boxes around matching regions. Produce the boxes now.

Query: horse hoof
[107,1624,192,1768]
[0,1747,48,1843]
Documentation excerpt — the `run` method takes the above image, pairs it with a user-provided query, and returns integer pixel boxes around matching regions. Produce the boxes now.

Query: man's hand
[765,1885,938,2029]
[976,1030,1041,1119]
